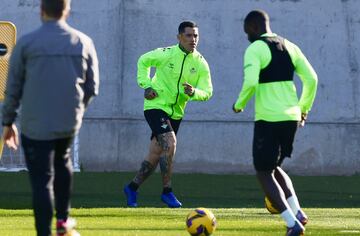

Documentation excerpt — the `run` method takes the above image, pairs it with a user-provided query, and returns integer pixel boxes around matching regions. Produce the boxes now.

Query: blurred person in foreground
[2,0,99,235]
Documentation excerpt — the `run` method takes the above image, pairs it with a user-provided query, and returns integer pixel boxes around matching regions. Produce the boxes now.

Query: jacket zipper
[170,54,188,117]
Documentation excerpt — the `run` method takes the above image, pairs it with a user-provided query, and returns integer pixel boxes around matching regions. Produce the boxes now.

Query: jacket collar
[42,19,69,30]
[177,44,197,56]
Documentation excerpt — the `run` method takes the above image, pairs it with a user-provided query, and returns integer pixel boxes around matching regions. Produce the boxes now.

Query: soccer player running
[1,0,99,235]
[124,21,213,208]
[233,10,317,236]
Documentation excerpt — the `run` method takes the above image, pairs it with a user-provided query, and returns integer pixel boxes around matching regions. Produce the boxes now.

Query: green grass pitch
[0,172,359,235]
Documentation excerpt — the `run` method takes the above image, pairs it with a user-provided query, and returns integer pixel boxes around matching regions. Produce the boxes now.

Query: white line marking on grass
[338,230,360,234]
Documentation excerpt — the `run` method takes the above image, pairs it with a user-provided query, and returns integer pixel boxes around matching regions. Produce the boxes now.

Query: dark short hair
[178,21,198,34]
[41,0,70,18]
[244,9,269,26]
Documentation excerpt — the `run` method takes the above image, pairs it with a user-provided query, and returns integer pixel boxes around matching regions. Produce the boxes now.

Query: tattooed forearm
[133,160,155,185]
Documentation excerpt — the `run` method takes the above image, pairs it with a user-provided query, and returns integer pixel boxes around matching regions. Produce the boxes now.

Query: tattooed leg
[157,132,177,188]
[128,138,162,191]
[132,160,156,186]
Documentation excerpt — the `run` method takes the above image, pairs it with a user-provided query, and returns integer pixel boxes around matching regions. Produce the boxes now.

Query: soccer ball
[186,208,217,236]
[265,196,280,214]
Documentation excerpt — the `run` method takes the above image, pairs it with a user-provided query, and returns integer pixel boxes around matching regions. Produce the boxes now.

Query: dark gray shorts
[144,109,182,140]
[252,120,298,171]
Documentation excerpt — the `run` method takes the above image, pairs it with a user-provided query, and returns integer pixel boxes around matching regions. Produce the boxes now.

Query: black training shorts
[144,109,182,140]
[252,120,298,171]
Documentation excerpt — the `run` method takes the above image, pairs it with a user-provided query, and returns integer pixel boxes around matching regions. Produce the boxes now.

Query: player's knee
[140,160,156,174]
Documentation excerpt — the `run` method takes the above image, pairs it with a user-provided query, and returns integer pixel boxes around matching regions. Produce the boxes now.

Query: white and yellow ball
[186,208,217,236]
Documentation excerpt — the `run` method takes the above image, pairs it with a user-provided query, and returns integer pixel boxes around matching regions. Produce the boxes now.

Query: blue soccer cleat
[161,192,182,208]
[286,221,305,236]
[123,185,138,207]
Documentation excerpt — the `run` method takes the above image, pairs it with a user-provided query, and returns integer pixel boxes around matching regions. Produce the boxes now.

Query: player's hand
[183,82,195,96]
[2,124,19,151]
[144,87,158,100]
[232,103,243,113]
[299,113,307,127]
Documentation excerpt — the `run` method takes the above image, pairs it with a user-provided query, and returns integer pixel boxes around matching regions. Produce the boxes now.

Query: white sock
[287,195,301,215]
[280,209,297,227]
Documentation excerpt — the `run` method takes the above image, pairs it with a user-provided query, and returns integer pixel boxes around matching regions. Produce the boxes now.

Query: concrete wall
[1,0,359,175]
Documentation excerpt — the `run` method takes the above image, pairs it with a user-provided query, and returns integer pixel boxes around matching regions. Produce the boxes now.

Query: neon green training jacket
[234,33,318,121]
[137,44,213,120]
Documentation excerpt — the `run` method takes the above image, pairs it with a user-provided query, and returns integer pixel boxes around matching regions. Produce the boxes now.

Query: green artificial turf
[0,172,359,235]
